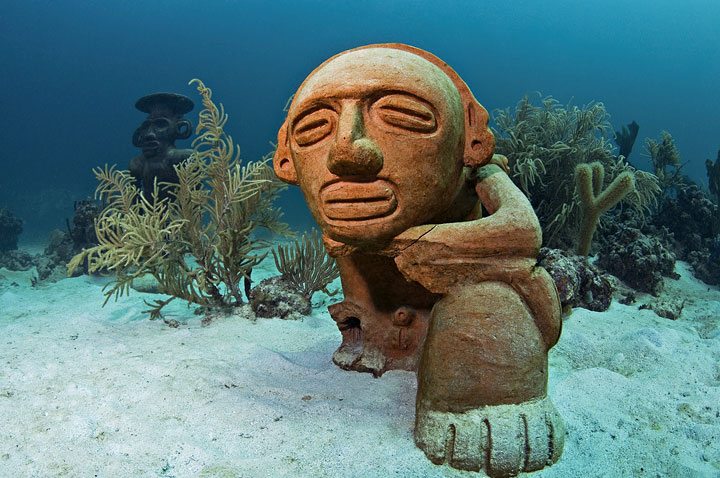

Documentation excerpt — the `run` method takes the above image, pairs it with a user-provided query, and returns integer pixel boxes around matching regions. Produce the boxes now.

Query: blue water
[1,0,719,239]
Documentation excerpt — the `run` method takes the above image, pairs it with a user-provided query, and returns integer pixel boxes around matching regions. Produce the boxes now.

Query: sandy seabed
[1,252,719,478]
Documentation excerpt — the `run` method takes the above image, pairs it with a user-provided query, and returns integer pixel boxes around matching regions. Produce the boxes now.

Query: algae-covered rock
[597,211,677,295]
[249,275,310,319]
[538,247,613,312]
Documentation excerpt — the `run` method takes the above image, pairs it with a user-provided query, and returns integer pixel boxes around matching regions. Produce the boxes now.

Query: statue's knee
[429,281,544,350]
[419,281,548,409]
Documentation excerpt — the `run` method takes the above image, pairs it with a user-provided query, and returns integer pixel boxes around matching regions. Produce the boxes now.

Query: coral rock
[0,250,35,271]
[249,276,311,319]
[639,298,685,320]
[598,213,677,295]
[538,247,613,312]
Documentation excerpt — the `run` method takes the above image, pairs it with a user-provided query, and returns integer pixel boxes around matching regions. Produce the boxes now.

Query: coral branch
[575,162,635,256]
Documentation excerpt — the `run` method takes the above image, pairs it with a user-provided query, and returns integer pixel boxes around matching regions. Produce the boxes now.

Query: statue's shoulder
[129,154,144,173]
[166,148,194,164]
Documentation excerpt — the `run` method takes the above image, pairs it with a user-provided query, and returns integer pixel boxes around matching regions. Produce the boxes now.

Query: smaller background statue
[129,92,194,202]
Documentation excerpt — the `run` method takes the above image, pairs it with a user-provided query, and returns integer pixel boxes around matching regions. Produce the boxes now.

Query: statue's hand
[488,153,510,174]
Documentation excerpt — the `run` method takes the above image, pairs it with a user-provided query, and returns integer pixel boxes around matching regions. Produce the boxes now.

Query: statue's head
[274,44,494,247]
[132,93,194,158]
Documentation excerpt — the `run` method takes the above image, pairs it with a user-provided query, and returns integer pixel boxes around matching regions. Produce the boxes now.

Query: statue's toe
[414,396,564,477]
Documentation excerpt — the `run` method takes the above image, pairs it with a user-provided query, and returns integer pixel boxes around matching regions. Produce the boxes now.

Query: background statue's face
[287,48,466,246]
[133,114,175,158]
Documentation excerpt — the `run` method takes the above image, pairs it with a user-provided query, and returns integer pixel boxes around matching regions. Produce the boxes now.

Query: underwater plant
[614,120,640,161]
[492,93,659,250]
[645,130,686,201]
[706,149,720,204]
[68,79,291,318]
[271,229,339,300]
[247,229,339,319]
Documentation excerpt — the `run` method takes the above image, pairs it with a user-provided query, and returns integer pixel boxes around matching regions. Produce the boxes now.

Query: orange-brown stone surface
[273,43,564,476]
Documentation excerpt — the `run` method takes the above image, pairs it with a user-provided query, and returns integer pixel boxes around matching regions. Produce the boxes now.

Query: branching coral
[575,162,635,256]
[68,79,291,318]
[492,93,659,250]
[272,229,339,300]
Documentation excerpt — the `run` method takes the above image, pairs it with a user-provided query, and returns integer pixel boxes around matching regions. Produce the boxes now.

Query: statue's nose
[327,104,383,176]
[142,127,157,139]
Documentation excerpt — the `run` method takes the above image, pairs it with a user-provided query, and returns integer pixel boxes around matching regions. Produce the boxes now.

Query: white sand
[1,257,719,477]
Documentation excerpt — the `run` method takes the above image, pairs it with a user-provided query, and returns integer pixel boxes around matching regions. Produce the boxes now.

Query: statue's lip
[320,179,397,221]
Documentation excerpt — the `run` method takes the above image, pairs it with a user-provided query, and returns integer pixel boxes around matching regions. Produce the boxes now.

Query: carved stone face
[132,93,194,160]
[284,48,466,246]
[133,109,177,158]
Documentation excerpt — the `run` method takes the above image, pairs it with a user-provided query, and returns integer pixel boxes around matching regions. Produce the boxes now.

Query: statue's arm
[384,164,542,263]
[385,166,561,349]
[165,148,194,166]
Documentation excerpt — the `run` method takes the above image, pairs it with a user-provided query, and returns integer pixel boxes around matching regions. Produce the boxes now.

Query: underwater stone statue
[129,92,194,202]
[273,44,564,476]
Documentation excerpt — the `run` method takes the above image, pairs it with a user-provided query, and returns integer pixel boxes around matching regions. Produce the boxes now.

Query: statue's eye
[153,119,170,129]
[293,108,336,147]
[371,95,436,133]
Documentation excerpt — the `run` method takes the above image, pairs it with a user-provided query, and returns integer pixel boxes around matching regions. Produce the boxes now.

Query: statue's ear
[132,128,142,147]
[175,119,193,140]
[273,121,298,184]
[462,101,495,168]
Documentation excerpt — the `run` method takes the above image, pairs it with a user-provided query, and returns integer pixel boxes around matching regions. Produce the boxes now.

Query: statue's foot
[332,344,386,376]
[414,396,564,477]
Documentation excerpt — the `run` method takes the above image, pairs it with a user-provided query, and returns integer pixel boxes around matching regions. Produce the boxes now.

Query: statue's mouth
[141,140,160,150]
[320,180,397,221]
